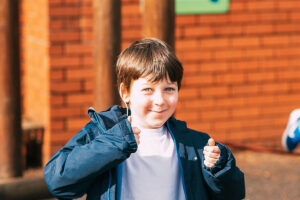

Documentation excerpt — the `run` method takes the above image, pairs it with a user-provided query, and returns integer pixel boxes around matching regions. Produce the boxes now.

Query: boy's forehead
[134,75,177,85]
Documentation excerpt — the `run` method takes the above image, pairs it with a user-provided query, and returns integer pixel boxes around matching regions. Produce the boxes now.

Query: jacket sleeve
[201,142,245,200]
[44,118,137,199]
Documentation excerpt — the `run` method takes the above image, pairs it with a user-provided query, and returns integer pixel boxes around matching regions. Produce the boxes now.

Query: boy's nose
[153,91,164,106]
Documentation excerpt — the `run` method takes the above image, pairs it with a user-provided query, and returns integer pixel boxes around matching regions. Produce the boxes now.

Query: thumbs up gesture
[128,116,141,145]
[203,138,220,168]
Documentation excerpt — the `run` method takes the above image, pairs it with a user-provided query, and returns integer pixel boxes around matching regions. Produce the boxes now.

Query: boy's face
[125,76,178,129]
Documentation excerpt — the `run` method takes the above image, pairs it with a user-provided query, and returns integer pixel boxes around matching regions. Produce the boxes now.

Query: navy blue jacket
[44,105,245,200]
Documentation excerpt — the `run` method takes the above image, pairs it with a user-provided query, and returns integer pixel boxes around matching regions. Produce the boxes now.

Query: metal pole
[0,0,22,178]
[93,0,121,111]
[142,0,175,48]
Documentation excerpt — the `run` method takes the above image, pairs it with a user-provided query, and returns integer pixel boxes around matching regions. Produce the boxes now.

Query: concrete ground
[234,149,300,200]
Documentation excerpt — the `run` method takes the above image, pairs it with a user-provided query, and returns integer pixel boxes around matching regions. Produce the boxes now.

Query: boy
[44,38,245,200]
[282,108,300,151]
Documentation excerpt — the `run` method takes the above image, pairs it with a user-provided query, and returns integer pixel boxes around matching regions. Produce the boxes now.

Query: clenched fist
[203,138,220,168]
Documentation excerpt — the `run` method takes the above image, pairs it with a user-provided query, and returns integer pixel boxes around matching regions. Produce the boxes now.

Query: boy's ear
[119,83,130,103]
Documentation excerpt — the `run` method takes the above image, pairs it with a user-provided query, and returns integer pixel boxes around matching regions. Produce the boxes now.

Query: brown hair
[116,38,183,93]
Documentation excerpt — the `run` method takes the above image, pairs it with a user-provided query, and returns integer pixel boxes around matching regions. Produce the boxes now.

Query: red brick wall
[47,0,94,158]
[20,0,50,163]
[20,0,300,161]
[175,0,300,145]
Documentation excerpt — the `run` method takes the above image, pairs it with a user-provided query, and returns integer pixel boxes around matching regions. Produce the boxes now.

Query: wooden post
[142,0,175,48]
[93,0,121,111]
[0,0,22,178]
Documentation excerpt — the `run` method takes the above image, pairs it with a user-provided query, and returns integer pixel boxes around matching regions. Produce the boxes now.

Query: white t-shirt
[121,125,186,200]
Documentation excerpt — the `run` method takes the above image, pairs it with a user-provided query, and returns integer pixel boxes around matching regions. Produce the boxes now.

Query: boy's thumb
[208,138,215,146]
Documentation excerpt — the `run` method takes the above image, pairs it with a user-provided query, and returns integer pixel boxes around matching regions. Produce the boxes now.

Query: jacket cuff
[204,142,228,174]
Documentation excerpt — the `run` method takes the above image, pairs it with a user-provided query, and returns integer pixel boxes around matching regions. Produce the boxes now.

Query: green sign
[176,0,230,14]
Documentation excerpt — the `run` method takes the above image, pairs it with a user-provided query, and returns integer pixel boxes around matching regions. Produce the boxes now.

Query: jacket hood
[88,105,128,131]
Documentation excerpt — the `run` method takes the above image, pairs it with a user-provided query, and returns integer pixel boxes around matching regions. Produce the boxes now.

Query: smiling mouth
[151,110,166,113]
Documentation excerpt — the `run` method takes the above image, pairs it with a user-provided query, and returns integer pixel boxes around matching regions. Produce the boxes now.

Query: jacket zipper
[93,112,112,200]
[167,121,188,200]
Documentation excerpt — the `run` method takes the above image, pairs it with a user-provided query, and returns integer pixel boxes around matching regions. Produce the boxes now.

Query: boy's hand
[203,138,220,168]
[128,116,141,145]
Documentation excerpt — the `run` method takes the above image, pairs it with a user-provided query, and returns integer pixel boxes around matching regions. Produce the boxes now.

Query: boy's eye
[165,87,175,91]
[143,88,152,92]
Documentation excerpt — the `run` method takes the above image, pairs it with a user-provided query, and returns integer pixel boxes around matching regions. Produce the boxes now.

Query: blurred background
[1,0,300,199]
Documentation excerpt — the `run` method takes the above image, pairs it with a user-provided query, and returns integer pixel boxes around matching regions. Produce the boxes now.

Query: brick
[247,71,276,82]
[50,56,81,68]
[262,35,291,46]
[50,18,80,30]
[200,86,229,97]
[244,48,273,59]
[50,120,65,131]
[290,11,300,21]
[81,4,93,16]
[50,69,65,80]
[122,3,140,16]
[51,81,82,93]
[49,7,80,17]
[213,25,244,36]
[198,62,229,73]
[50,31,80,42]
[82,56,93,66]
[83,80,94,91]
[198,14,230,24]
[216,73,246,84]
[244,24,274,34]
[80,17,93,29]
[261,82,289,93]
[175,15,197,26]
[50,95,65,106]
[214,49,244,60]
[175,39,200,51]
[66,117,89,130]
[50,132,74,143]
[230,13,258,23]
[274,23,300,34]
[231,36,260,48]
[66,68,94,80]
[66,93,93,105]
[122,28,141,39]
[177,50,213,62]
[278,0,300,10]
[215,97,245,108]
[183,74,214,85]
[181,98,215,110]
[122,16,142,28]
[174,110,200,122]
[231,60,260,71]
[183,26,214,37]
[49,45,63,55]
[178,87,200,99]
[51,107,82,118]
[277,69,300,80]
[258,12,289,22]
[230,1,247,12]
[200,109,230,120]
[65,44,93,55]
[247,1,276,11]
[232,107,260,118]
[273,47,300,57]
[81,30,93,41]
[231,84,260,95]
[200,38,230,49]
